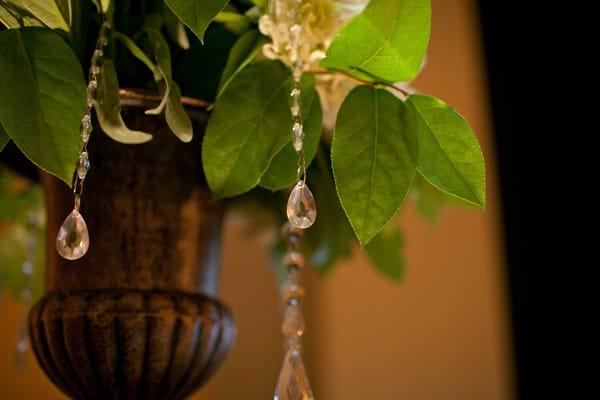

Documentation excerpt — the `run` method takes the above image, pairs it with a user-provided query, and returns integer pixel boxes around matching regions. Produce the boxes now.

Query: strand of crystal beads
[286,6,317,230]
[14,214,39,370]
[56,22,110,261]
[274,225,315,400]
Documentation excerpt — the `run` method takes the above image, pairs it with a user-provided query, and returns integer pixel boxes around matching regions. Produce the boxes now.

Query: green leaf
[322,0,430,83]
[332,85,415,246]
[144,28,193,142]
[164,0,229,43]
[405,94,485,207]
[161,80,192,143]
[143,29,171,115]
[114,32,156,71]
[0,122,9,151]
[216,29,265,100]
[0,4,20,28]
[94,60,153,144]
[55,0,71,27]
[302,148,353,275]
[203,60,297,198]
[90,0,111,14]
[4,0,70,31]
[259,77,322,190]
[365,225,405,281]
[164,6,190,49]
[214,11,250,34]
[0,28,85,184]
[413,173,444,224]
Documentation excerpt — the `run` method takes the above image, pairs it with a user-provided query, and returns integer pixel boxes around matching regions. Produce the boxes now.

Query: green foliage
[144,28,193,142]
[0,171,45,303]
[0,28,85,185]
[203,60,318,198]
[413,174,445,224]
[301,149,353,275]
[0,123,8,151]
[214,10,251,35]
[365,225,405,281]
[332,85,415,246]
[164,0,229,43]
[260,83,322,191]
[216,28,265,100]
[94,60,153,144]
[0,0,487,284]
[322,0,430,83]
[174,24,238,101]
[164,5,190,49]
[405,94,485,207]
[0,0,70,31]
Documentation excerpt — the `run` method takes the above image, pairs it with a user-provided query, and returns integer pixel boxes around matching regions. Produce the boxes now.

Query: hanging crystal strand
[274,225,314,400]
[14,213,39,370]
[56,22,110,260]
[285,2,317,230]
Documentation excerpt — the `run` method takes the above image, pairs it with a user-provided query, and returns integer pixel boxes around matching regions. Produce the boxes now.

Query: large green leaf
[164,0,229,43]
[214,11,251,35]
[413,173,444,224]
[145,28,193,142]
[0,4,20,27]
[164,6,190,49]
[0,28,85,184]
[259,77,322,190]
[365,224,405,281]
[4,0,69,31]
[0,122,9,151]
[216,28,265,100]
[332,85,415,245]
[302,149,353,275]
[114,32,155,71]
[405,94,485,207]
[94,60,153,144]
[203,60,297,198]
[55,0,71,27]
[322,0,430,83]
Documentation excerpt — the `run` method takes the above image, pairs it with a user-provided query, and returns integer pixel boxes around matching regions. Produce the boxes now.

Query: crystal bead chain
[286,2,317,230]
[274,225,315,400]
[73,21,110,198]
[56,22,110,261]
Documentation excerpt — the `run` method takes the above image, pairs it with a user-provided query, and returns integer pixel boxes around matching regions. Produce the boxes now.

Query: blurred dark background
[478,1,573,398]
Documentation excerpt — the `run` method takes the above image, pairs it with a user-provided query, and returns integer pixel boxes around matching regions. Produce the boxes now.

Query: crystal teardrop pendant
[56,209,89,260]
[286,181,316,229]
[274,350,314,400]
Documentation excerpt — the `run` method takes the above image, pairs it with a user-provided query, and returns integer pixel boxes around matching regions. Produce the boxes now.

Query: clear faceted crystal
[274,350,314,400]
[292,122,303,137]
[287,181,316,229]
[56,209,89,260]
[77,151,91,179]
[291,103,300,117]
[282,305,305,337]
[293,136,303,152]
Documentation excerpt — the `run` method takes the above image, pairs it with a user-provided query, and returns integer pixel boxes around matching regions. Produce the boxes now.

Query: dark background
[477,2,578,398]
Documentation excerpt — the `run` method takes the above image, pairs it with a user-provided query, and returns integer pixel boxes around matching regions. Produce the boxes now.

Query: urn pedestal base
[29,290,235,400]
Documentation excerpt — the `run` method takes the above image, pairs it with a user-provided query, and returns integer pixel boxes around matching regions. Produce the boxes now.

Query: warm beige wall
[0,0,512,399]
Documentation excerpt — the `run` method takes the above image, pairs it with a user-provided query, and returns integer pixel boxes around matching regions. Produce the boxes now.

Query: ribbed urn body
[28,93,235,400]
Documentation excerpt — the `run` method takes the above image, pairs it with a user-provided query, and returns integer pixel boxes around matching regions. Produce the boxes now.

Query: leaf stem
[307,70,410,98]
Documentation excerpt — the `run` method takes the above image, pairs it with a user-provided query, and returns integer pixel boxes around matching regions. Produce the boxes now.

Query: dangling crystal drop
[274,350,314,400]
[77,151,91,179]
[287,181,316,229]
[56,209,89,260]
